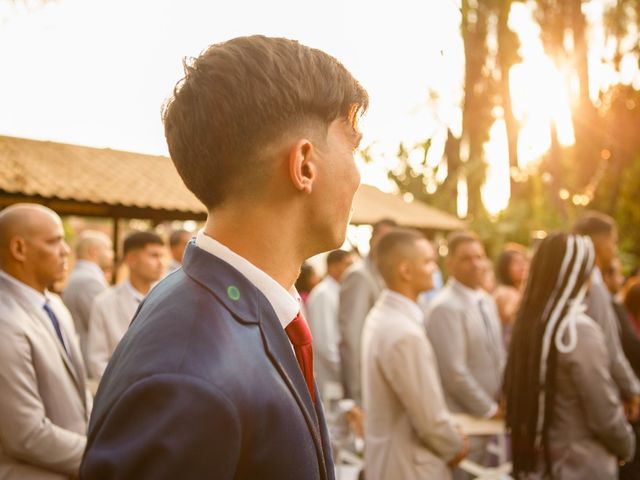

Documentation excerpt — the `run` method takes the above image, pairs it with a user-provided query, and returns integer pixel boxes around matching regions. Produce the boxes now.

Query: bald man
[63,230,113,367]
[0,203,91,479]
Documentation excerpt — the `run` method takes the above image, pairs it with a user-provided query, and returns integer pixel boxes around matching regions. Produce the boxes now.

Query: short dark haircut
[162,35,369,210]
[326,249,352,267]
[123,231,164,255]
[447,230,481,258]
[169,229,190,247]
[375,228,424,284]
[573,210,616,237]
[295,263,317,294]
[372,218,398,237]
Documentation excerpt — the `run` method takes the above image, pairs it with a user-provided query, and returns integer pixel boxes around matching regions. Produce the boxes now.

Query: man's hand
[624,394,640,422]
[346,405,364,439]
[448,427,469,469]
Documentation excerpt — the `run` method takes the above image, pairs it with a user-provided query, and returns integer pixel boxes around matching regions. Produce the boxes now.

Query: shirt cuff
[483,403,498,419]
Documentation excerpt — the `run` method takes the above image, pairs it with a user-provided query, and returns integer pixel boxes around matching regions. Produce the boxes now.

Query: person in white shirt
[362,228,468,480]
[306,249,355,399]
[63,230,113,367]
[87,231,164,380]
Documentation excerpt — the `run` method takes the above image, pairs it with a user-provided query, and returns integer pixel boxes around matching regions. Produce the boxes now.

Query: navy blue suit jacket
[80,242,335,479]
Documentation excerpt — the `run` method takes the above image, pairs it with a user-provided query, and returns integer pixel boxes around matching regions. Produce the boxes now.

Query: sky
[0,0,464,192]
[2,0,637,220]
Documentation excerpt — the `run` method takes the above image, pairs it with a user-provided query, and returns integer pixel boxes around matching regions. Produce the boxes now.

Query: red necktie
[285,312,315,403]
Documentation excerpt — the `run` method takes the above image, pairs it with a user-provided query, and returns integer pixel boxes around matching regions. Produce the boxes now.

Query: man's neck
[128,275,151,296]
[203,208,309,290]
[1,265,46,293]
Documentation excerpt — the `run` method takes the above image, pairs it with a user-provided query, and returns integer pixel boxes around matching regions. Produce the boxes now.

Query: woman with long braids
[504,233,635,479]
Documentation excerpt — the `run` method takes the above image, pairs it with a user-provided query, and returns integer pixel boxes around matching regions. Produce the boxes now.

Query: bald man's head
[75,230,113,272]
[0,203,70,292]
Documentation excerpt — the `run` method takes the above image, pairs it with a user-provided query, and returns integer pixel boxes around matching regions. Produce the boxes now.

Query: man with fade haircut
[86,230,164,380]
[574,211,640,422]
[426,231,505,479]
[0,204,91,479]
[62,230,113,367]
[306,249,355,398]
[338,217,396,404]
[362,228,468,480]
[80,35,368,480]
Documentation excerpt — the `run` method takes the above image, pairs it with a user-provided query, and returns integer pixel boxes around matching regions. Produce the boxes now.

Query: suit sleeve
[87,299,111,380]
[80,374,241,479]
[568,320,635,461]
[586,286,640,400]
[74,278,107,334]
[426,304,496,417]
[380,333,463,461]
[338,269,374,402]
[0,325,86,475]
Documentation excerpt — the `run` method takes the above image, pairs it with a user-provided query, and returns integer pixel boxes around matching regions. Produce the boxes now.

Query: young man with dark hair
[81,35,368,479]
[425,230,505,479]
[362,229,467,479]
[574,211,640,421]
[86,230,164,380]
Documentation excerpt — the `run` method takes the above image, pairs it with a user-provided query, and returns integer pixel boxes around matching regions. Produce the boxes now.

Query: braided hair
[504,233,595,477]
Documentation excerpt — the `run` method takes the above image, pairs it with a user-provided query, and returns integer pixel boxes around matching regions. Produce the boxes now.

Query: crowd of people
[1,34,640,480]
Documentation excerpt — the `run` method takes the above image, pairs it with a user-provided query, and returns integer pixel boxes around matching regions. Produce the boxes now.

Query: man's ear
[398,259,412,282]
[288,139,316,194]
[9,236,27,262]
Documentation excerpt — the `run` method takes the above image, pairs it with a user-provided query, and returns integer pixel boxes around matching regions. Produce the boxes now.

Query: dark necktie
[285,312,315,403]
[43,302,68,354]
[478,298,498,347]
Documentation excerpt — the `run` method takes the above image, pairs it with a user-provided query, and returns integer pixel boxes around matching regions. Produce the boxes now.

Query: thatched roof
[0,135,465,230]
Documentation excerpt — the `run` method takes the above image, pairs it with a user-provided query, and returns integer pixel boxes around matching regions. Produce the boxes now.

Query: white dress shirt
[196,230,300,329]
[306,275,341,392]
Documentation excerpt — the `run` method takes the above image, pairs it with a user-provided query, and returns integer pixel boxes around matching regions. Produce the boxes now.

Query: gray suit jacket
[0,274,91,479]
[338,257,384,403]
[426,280,505,417]
[544,314,635,480]
[62,261,108,368]
[87,281,140,380]
[586,271,640,400]
[362,290,462,480]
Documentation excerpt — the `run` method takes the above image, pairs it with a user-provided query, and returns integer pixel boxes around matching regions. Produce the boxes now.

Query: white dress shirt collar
[380,289,424,325]
[0,269,51,307]
[450,277,485,303]
[196,230,300,329]
[123,278,146,303]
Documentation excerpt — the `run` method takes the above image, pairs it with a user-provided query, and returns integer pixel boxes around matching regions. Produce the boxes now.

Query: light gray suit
[542,313,635,479]
[426,279,505,478]
[586,268,640,401]
[62,260,108,368]
[86,281,140,380]
[338,256,384,403]
[362,290,463,480]
[0,273,91,479]
[425,279,505,417]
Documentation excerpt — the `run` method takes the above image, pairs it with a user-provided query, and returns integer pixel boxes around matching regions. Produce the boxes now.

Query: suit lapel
[3,277,84,393]
[182,243,328,480]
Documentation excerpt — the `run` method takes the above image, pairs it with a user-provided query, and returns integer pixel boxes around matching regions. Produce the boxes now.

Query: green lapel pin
[227,285,240,301]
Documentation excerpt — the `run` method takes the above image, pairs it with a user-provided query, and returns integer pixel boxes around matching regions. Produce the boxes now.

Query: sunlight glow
[481,119,510,216]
